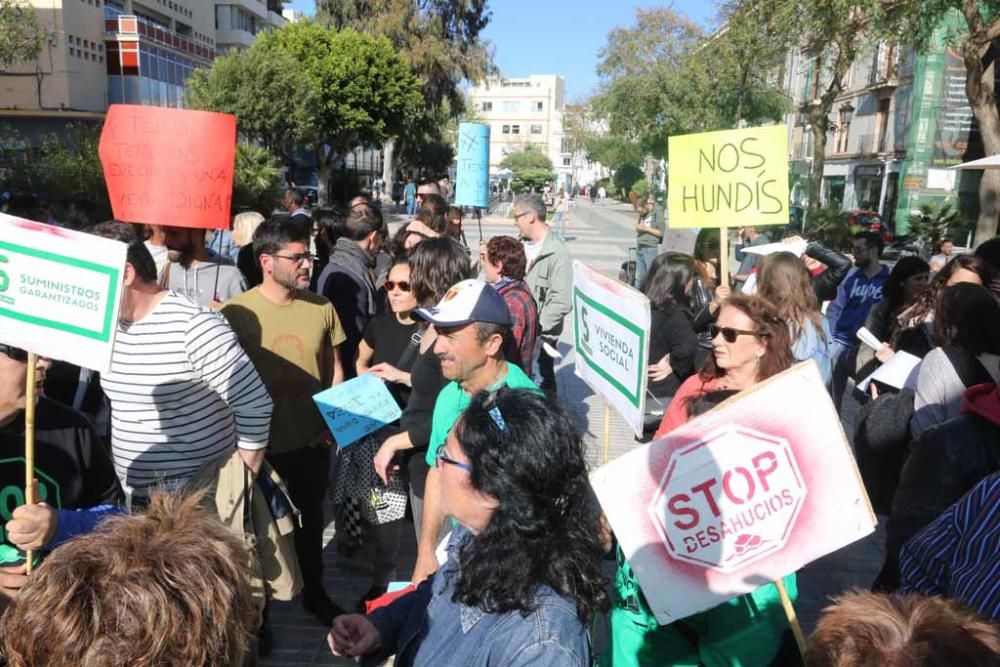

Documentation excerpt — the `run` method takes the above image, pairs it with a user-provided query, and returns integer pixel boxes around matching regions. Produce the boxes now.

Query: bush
[613,164,644,200]
[807,206,853,251]
[232,143,282,215]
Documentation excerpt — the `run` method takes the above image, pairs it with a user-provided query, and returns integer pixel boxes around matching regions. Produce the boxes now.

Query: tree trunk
[964,40,1000,245]
[315,144,332,206]
[382,137,397,204]
[807,106,828,217]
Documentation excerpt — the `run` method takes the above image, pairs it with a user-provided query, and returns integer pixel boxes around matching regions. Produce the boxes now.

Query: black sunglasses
[0,344,28,362]
[710,325,770,343]
[385,280,411,292]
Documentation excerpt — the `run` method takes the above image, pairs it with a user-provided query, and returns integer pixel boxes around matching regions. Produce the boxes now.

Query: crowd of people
[1,179,1000,666]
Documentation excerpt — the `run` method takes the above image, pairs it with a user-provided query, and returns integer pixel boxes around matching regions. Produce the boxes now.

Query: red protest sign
[591,362,876,624]
[98,104,236,230]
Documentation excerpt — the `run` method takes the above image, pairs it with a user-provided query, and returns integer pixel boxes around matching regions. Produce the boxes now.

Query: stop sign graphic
[648,424,806,573]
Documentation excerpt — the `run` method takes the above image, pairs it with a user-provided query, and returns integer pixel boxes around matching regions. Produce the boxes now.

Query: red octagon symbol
[647,425,806,573]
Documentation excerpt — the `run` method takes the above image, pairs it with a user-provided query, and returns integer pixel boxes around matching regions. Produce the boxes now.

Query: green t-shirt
[603,545,797,667]
[222,287,346,455]
[424,362,541,467]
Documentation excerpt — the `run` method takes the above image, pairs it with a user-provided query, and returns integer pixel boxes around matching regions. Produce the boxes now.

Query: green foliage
[257,23,423,153]
[807,206,854,251]
[906,201,974,248]
[613,164,645,200]
[0,124,108,211]
[232,144,282,215]
[510,167,555,194]
[0,0,49,71]
[584,135,644,172]
[630,178,651,202]
[187,48,315,158]
[500,146,553,172]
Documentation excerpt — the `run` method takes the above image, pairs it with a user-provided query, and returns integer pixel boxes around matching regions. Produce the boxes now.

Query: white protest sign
[739,239,808,258]
[0,214,126,372]
[856,350,921,393]
[590,362,876,624]
[572,261,650,436]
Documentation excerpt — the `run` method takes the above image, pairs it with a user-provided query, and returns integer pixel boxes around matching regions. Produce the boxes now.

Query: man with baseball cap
[409,279,542,584]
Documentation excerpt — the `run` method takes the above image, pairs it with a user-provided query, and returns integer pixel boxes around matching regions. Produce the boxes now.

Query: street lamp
[839,102,855,126]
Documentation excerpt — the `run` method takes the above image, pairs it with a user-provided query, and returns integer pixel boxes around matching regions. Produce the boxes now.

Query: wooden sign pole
[23,353,37,573]
[718,227,730,289]
[775,577,807,656]
[603,401,612,464]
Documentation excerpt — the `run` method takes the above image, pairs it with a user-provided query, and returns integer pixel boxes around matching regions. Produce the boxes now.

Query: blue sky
[284,0,719,100]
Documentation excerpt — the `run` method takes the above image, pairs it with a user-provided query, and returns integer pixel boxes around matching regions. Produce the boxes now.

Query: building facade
[783,11,994,234]
[0,0,283,127]
[466,75,574,186]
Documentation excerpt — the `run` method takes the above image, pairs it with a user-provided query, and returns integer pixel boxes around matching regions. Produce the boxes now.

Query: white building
[466,75,574,186]
[215,1,286,53]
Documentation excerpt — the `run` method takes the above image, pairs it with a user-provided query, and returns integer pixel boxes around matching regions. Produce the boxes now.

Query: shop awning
[950,154,1000,170]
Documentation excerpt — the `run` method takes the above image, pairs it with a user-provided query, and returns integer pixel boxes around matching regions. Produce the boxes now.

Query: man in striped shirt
[89,222,272,505]
[223,218,346,626]
[901,470,1000,620]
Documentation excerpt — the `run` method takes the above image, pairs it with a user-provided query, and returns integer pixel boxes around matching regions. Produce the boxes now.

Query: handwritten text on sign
[313,374,402,448]
[98,105,237,230]
[668,125,789,229]
[454,122,490,208]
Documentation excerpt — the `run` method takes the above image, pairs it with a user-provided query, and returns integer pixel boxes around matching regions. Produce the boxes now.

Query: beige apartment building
[0,0,283,133]
[466,75,575,187]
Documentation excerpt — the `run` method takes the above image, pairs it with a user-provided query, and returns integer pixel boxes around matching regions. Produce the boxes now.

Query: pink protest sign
[590,362,876,624]
[99,104,236,230]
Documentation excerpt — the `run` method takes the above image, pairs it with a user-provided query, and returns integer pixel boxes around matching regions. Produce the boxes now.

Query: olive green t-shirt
[222,287,346,454]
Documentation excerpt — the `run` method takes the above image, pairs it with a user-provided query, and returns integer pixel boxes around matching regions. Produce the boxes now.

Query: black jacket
[874,412,1000,591]
[806,241,852,303]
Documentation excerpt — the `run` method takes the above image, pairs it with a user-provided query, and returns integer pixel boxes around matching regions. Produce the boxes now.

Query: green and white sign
[0,213,126,372]
[572,261,650,436]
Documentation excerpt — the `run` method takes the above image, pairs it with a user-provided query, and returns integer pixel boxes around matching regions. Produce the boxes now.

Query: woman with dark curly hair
[328,388,609,666]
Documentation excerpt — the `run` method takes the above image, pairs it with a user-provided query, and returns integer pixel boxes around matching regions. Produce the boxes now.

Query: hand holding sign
[313,374,402,448]
[99,105,236,230]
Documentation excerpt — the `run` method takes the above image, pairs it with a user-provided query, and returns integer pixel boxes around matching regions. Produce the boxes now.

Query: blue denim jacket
[365,526,591,666]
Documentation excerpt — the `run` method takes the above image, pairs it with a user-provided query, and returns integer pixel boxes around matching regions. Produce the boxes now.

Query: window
[502,100,521,112]
[481,101,492,111]
[563,158,571,167]
[511,125,520,135]
[502,124,510,134]
[534,101,543,111]
[530,124,542,135]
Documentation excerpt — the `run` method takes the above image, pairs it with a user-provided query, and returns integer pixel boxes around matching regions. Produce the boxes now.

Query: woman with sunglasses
[329,388,608,665]
[605,294,795,667]
[756,251,833,383]
[371,239,472,540]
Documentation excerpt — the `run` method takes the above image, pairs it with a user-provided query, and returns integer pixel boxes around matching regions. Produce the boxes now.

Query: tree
[187,21,423,204]
[317,0,493,193]
[232,144,283,215]
[907,200,975,248]
[187,48,316,160]
[0,0,49,71]
[501,147,554,193]
[894,3,1000,243]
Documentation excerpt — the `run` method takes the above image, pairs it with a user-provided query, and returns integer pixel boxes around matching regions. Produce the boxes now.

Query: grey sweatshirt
[165,260,247,307]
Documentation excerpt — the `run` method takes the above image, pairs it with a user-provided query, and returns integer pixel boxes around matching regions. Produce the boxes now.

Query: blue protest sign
[455,122,490,208]
[312,374,402,448]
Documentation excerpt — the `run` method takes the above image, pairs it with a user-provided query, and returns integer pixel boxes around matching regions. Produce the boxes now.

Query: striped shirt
[900,471,1000,620]
[101,292,272,495]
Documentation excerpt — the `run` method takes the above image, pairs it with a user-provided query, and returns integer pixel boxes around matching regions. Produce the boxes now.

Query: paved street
[262,199,885,665]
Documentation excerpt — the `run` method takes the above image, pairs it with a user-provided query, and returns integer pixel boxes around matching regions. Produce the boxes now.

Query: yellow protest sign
[668,125,789,229]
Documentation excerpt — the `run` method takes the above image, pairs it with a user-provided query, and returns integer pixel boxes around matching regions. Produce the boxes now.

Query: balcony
[868,74,899,94]
[105,14,214,63]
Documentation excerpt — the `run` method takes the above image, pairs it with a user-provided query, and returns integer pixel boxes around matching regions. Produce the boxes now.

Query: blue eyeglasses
[435,448,472,472]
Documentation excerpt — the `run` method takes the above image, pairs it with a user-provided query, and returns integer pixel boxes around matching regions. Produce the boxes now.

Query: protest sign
[313,374,402,448]
[0,213,125,372]
[98,104,237,230]
[590,362,876,624]
[454,122,490,208]
[572,261,650,437]
[667,125,789,229]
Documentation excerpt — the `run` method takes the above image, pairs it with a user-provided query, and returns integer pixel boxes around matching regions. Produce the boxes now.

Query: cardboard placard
[99,104,237,230]
[313,374,402,448]
[454,122,490,208]
[572,261,650,436]
[590,362,876,624]
[668,125,789,229]
[0,214,126,372]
